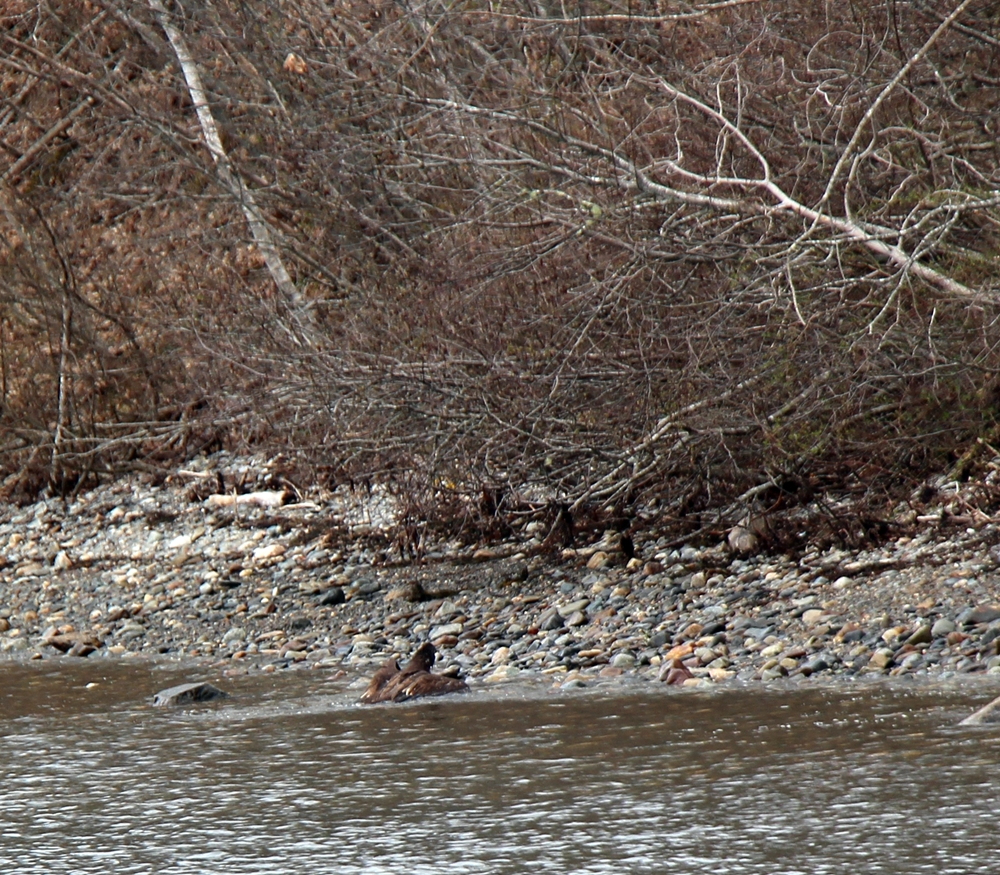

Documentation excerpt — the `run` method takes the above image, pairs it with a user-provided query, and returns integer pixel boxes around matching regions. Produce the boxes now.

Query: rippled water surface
[1,662,999,874]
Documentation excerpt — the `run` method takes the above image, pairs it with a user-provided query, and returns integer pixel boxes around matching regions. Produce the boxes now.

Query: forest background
[1,0,999,551]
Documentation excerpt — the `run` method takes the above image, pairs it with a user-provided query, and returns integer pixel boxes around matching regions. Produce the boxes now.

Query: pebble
[905,624,932,646]
[557,599,590,618]
[610,652,635,669]
[801,609,825,627]
[538,608,564,631]
[252,543,286,562]
[491,646,511,665]
[959,606,1000,625]
[870,648,896,669]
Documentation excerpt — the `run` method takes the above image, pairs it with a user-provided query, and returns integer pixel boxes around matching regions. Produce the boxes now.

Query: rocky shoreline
[3,454,1000,696]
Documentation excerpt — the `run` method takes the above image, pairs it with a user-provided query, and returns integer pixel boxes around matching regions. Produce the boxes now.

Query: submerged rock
[153,682,228,707]
[959,696,1000,726]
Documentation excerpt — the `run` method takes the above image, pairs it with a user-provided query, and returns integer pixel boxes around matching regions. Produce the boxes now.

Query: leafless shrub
[0,1,998,544]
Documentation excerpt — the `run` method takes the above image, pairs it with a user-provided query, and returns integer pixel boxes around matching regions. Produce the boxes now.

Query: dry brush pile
[0,0,999,549]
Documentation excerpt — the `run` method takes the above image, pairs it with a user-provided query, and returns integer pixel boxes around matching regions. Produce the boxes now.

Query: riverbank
[2,454,1000,693]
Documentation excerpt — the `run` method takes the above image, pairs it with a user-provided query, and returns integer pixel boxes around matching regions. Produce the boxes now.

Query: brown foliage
[0,1,998,540]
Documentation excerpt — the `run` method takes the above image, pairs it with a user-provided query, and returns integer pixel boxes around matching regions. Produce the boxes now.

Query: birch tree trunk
[147,0,312,326]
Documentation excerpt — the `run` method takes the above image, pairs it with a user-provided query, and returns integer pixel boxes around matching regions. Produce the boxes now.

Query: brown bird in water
[360,643,468,704]
[359,656,401,704]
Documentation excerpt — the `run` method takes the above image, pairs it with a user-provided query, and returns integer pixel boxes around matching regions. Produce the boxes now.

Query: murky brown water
[1,662,999,874]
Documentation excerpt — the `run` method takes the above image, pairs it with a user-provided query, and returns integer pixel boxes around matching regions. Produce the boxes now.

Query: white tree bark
[147,0,309,316]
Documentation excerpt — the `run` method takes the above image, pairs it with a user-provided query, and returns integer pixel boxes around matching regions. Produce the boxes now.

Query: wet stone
[153,682,227,707]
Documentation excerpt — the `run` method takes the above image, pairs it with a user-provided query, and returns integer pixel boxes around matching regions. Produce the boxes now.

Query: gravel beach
[3,454,1000,693]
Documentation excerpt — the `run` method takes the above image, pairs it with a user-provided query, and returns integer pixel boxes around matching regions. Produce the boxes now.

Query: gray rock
[560,678,588,690]
[153,682,227,707]
[840,628,866,644]
[610,652,635,669]
[905,624,932,646]
[694,646,717,664]
[352,579,381,597]
[958,606,1000,626]
[981,624,1000,647]
[931,618,956,637]
[317,586,346,606]
[896,652,923,672]
[870,647,895,669]
[430,622,464,639]
[649,630,669,648]
[727,526,759,555]
[118,622,146,641]
[557,598,590,618]
[797,656,830,676]
[538,608,563,632]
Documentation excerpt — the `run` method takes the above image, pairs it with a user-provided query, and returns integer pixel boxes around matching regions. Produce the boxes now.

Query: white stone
[430,622,464,639]
[491,646,511,665]
[252,543,286,562]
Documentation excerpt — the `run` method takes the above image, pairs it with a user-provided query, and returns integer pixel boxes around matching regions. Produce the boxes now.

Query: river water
[1,661,998,874]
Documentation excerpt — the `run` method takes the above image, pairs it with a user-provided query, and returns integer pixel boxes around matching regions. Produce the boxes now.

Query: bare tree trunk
[147,0,312,329]
[52,289,71,488]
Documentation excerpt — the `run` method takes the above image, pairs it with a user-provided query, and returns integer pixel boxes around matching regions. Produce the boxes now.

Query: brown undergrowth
[0,1,998,558]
